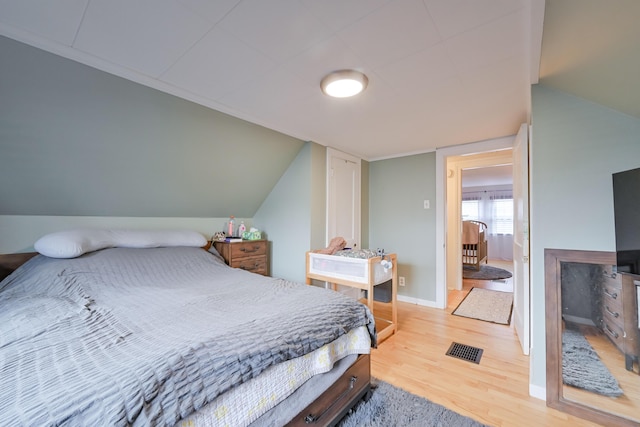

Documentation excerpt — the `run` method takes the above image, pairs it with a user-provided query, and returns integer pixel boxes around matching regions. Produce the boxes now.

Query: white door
[512,123,530,355]
[326,148,361,249]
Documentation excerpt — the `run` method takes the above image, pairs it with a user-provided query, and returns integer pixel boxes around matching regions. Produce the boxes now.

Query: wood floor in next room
[369,260,602,427]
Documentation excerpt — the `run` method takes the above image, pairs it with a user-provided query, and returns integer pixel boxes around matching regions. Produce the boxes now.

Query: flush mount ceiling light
[320,70,368,98]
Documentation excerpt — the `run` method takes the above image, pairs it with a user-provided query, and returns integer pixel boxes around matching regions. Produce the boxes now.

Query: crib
[306,251,398,342]
[462,220,488,270]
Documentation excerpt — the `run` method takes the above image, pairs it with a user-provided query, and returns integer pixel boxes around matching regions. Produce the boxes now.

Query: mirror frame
[545,248,637,426]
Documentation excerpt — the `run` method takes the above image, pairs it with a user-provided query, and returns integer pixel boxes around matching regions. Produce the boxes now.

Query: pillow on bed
[34,229,208,258]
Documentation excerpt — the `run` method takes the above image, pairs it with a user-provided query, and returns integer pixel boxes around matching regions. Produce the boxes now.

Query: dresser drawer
[602,289,624,321]
[602,302,623,331]
[602,317,625,353]
[232,256,267,275]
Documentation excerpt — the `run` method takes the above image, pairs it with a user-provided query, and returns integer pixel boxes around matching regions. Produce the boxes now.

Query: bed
[0,229,376,426]
[462,220,488,271]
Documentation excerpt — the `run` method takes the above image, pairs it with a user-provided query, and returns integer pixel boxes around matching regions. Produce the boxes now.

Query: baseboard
[397,294,438,308]
[529,384,546,401]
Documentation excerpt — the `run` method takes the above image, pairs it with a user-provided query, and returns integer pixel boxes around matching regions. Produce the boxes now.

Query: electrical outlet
[399,276,405,286]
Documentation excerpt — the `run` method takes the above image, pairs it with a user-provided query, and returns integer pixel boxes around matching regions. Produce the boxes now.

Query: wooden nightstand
[213,240,269,276]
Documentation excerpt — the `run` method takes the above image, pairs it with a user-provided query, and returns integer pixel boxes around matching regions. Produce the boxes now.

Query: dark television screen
[613,166,640,274]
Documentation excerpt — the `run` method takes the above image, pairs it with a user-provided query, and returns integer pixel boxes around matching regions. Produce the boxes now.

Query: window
[461,200,479,221]
[462,189,514,235]
[492,198,513,234]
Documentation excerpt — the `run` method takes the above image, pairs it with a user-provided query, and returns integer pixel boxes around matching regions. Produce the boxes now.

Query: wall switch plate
[424,200,430,209]
[399,276,405,286]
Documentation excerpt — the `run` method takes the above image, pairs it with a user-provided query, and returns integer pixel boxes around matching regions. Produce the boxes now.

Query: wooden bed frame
[0,251,371,426]
[0,252,38,280]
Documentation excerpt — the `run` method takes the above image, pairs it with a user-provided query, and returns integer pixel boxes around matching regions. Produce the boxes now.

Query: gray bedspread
[0,247,375,426]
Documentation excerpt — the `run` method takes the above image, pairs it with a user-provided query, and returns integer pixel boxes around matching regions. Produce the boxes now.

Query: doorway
[444,149,514,292]
[435,124,530,356]
[450,164,515,309]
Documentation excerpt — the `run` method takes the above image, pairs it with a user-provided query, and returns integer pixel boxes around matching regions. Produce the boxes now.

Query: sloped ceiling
[0,0,544,161]
[539,0,640,121]
[2,1,635,161]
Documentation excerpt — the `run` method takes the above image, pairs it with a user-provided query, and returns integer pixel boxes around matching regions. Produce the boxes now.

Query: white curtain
[462,188,513,261]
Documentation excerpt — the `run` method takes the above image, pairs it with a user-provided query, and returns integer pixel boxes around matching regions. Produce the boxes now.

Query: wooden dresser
[600,272,640,373]
[213,240,269,276]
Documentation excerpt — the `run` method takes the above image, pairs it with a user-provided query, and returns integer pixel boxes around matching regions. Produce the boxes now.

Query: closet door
[326,148,361,250]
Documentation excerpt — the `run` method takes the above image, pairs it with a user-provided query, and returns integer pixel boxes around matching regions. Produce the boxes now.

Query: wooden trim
[0,252,38,280]
[544,248,638,427]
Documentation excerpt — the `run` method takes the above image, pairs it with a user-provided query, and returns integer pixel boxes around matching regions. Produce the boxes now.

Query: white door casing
[435,136,515,306]
[512,123,531,355]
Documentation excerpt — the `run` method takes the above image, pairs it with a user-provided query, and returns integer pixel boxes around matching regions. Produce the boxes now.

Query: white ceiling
[0,0,545,161]
[462,164,513,188]
[538,0,640,121]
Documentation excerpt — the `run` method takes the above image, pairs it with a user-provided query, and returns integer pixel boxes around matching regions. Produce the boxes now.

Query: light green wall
[0,35,303,218]
[369,153,437,302]
[309,143,328,253]
[0,215,246,253]
[529,84,640,390]
[254,142,372,284]
[253,142,320,282]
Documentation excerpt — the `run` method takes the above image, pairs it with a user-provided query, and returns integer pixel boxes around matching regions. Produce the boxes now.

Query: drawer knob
[603,288,618,299]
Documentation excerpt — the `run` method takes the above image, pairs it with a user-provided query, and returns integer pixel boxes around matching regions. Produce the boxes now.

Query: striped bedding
[0,247,376,426]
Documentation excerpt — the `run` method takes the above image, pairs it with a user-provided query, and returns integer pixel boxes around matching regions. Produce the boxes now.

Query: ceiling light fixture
[320,70,368,98]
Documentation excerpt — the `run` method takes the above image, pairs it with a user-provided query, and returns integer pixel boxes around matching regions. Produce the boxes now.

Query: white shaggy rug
[452,288,513,325]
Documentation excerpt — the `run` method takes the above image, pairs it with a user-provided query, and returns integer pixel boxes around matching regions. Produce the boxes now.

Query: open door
[512,123,530,355]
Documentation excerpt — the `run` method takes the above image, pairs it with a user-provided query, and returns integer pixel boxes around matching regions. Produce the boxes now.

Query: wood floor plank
[369,273,605,426]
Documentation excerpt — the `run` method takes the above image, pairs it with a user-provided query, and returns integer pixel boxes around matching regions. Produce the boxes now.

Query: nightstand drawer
[232,256,267,275]
[213,239,269,276]
[230,241,267,258]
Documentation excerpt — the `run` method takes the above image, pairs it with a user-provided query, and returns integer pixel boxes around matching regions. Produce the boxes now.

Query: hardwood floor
[369,260,602,426]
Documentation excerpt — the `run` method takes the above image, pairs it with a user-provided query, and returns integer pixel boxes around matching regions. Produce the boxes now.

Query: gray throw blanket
[0,247,375,426]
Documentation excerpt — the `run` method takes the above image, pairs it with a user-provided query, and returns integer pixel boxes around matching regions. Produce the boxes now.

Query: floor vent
[445,342,483,364]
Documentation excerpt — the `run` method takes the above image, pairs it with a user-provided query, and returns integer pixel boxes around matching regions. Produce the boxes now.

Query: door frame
[444,149,514,291]
[435,136,515,308]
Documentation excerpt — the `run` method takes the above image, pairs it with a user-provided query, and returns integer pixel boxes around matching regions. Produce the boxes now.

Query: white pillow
[34,229,207,258]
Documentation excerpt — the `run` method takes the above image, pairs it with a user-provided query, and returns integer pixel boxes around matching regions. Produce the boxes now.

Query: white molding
[397,294,438,308]
[529,384,546,401]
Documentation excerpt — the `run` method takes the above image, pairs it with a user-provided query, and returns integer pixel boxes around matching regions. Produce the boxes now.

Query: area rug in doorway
[562,328,623,397]
[339,379,487,427]
[463,264,512,281]
[452,288,513,325]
